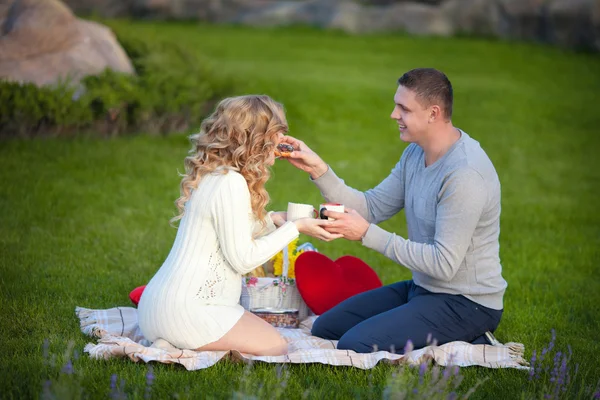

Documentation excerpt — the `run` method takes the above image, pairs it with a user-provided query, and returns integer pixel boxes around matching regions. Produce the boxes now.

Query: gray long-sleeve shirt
[313,130,507,310]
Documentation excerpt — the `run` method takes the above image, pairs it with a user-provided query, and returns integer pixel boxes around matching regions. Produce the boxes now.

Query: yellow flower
[271,238,301,279]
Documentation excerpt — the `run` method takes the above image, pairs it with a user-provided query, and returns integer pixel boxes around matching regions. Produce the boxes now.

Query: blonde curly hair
[171,95,288,227]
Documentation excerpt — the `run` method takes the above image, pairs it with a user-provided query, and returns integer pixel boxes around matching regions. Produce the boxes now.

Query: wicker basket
[240,246,312,321]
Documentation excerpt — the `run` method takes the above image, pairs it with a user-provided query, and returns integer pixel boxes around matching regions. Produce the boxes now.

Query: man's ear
[429,105,442,123]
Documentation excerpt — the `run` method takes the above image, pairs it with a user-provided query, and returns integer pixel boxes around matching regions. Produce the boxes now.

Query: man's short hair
[397,68,453,119]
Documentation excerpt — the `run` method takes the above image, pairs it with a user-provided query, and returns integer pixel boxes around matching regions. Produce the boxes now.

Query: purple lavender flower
[593,390,600,399]
[418,362,427,386]
[61,360,74,375]
[110,374,117,391]
[146,366,155,386]
[403,340,413,354]
[548,329,556,353]
[558,357,567,386]
[442,367,451,380]
[145,366,154,399]
[447,392,458,400]
[42,339,50,360]
[529,350,537,380]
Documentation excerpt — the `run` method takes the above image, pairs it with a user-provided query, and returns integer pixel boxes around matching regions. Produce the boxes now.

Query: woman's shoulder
[206,167,247,191]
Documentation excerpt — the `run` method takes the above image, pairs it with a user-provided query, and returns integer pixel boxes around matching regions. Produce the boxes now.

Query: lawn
[1,21,599,399]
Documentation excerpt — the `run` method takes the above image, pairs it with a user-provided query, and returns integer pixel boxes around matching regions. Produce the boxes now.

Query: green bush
[0,32,235,138]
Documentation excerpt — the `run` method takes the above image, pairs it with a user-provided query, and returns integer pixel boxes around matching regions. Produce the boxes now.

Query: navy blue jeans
[311,280,503,353]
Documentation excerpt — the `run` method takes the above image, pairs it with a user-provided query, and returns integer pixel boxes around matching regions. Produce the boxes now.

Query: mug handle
[319,207,327,220]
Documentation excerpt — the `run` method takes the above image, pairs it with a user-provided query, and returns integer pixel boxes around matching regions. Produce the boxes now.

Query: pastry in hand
[274,143,294,158]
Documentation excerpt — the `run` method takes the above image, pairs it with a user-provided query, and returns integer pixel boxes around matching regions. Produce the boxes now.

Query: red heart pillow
[295,252,382,315]
[129,285,146,306]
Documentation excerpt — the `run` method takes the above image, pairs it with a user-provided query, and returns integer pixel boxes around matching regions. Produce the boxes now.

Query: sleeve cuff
[279,220,300,239]
[264,211,277,234]
[361,223,393,254]
[310,166,345,197]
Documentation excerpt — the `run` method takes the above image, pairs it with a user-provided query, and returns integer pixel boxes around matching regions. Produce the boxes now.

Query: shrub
[0,31,235,138]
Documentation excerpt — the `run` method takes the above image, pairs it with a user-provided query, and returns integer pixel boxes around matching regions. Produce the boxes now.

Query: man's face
[390,85,430,144]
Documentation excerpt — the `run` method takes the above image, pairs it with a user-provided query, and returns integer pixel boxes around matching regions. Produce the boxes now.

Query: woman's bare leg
[195,310,288,356]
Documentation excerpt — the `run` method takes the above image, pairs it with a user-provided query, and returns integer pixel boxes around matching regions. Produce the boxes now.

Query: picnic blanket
[75,306,529,371]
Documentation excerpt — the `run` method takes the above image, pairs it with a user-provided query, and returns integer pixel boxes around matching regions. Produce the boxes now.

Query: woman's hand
[270,211,287,227]
[293,218,343,242]
[280,135,329,179]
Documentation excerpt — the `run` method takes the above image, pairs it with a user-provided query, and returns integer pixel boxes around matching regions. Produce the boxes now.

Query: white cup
[287,202,317,221]
[319,203,345,220]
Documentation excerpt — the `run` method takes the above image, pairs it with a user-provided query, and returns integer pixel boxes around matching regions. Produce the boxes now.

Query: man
[282,68,508,353]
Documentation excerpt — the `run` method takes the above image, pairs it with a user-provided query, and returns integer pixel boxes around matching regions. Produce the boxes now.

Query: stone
[43,0,600,52]
[328,1,365,33]
[592,0,600,50]
[548,0,598,50]
[62,0,134,18]
[496,0,550,41]
[0,0,134,87]
[442,0,503,37]
[380,2,455,36]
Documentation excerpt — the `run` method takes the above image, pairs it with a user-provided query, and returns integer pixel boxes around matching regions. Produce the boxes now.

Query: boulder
[62,0,134,18]
[0,0,134,87]
[51,0,600,52]
[548,0,599,51]
[496,0,550,42]
[593,0,600,50]
[380,2,454,35]
[442,0,503,37]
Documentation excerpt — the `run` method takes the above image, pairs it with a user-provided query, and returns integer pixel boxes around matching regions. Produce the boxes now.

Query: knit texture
[313,130,507,310]
[138,169,299,349]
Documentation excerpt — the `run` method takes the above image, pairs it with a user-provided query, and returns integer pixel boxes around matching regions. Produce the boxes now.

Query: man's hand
[293,218,343,242]
[280,135,329,179]
[270,211,287,227]
[322,208,370,241]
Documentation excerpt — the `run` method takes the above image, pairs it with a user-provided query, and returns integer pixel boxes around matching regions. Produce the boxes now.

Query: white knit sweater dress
[137,168,299,349]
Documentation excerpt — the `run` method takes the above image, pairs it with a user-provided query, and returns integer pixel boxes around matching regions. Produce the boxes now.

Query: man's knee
[336,331,377,353]
[311,314,339,340]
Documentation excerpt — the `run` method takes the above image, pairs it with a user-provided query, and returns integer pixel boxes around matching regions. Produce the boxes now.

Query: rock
[0,0,134,87]
[233,1,309,26]
[47,0,600,52]
[329,1,365,33]
[62,0,134,18]
[234,0,341,28]
[442,0,503,37]
[496,0,550,42]
[357,0,443,5]
[548,0,598,51]
[378,2,454,35]
[593,0,600,50]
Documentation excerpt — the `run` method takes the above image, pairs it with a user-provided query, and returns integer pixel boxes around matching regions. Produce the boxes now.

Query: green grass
[1,21,600,399]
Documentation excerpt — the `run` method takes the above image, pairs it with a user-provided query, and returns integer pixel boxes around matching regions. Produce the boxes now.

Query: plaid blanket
[75,306,529,371]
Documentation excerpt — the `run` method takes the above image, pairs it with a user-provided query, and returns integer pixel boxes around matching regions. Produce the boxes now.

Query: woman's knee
[256,333,288,356]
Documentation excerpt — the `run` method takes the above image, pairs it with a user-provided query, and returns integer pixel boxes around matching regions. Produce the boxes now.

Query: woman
[137,95,338,356]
